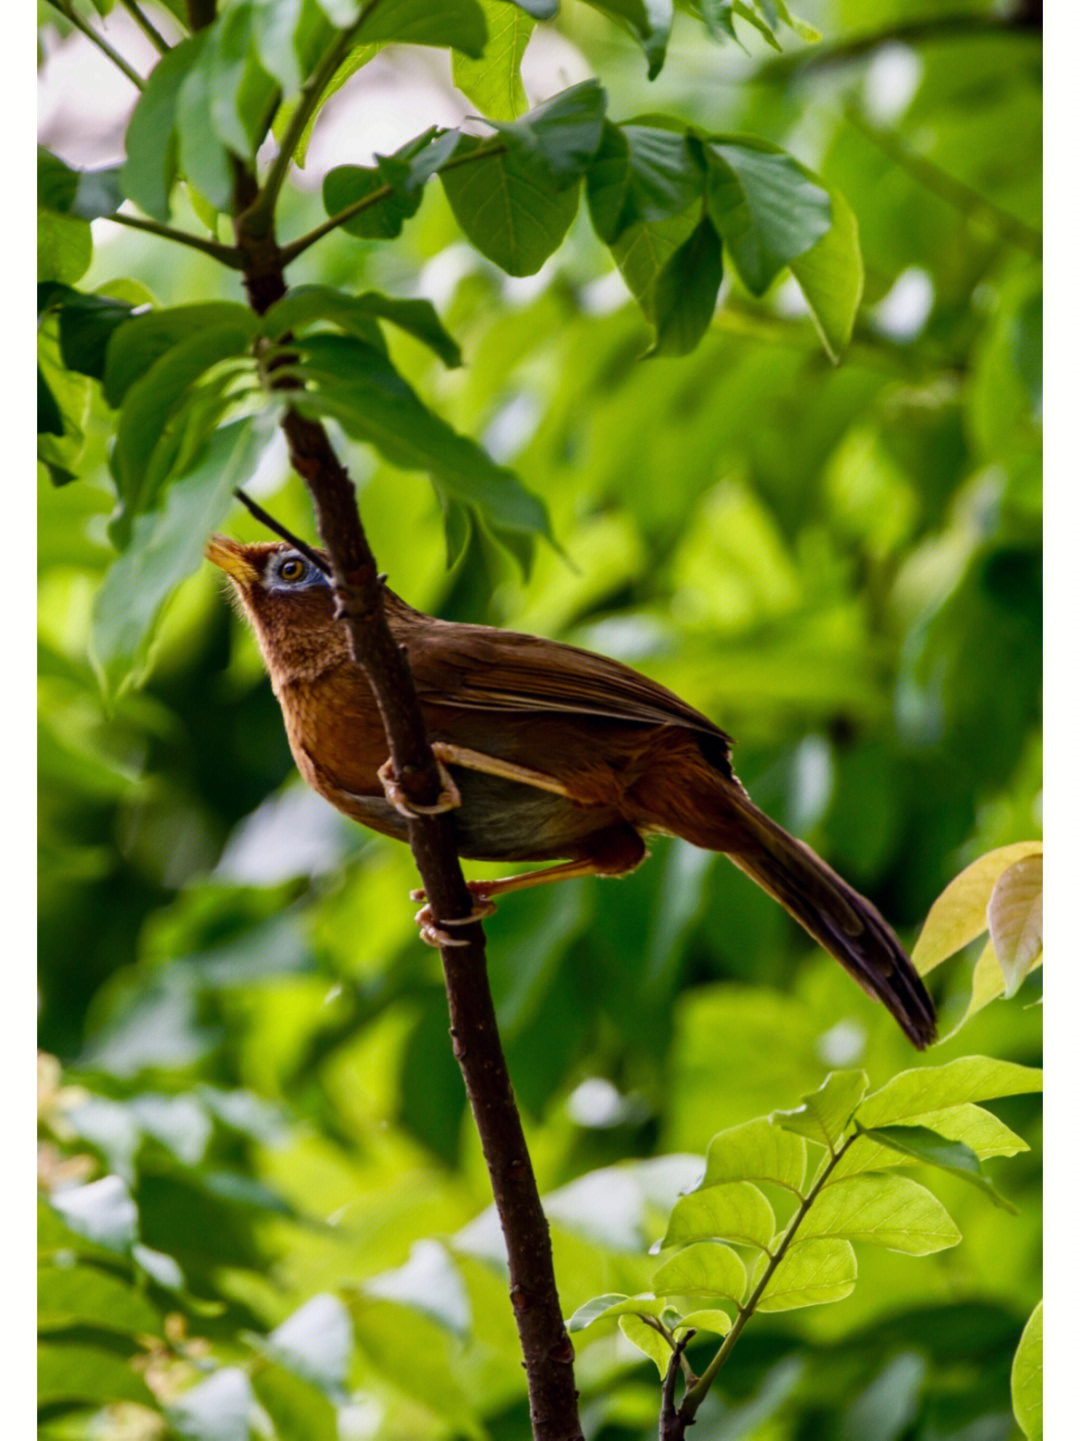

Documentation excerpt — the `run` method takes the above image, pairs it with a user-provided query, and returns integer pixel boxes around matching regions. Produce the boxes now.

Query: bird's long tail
[719,794,936,1048]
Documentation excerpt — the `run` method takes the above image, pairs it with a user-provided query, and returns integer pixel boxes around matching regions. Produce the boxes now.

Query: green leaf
[177,50,235,211]
[103,303,252,407]
[38,1262,162,1336]
[583,0,674,79]
[586,122,704,245]
[38,366,64,436]
[661,1181,776,1252]
[986,853,1043,997]
[674,1308,733,1336]
[205,2,280,158]
[251,0,334,95]
[703,1117,807,1194]
[38,209,92,285]
[492,80,607,190]
[122,36,203,221]
[170,1368,256,1441]
[860,1124,1017,1211]
[912,841,1042,974]
[619,1313,672,1376]
[789,184,863,361]
[287,334,553,547]
[771,1070,869,1150]
[652,1241,746,1305]
[322,163,422,239]
[262,284,462,366]
[567,1293,665,1331]
[610,208,699,321]
[856,1056,1043,1129]
[356,0,489,56]
[252,1363,338,1441]
[49,1176,139,1255]
[797,1173,961,1255]
[749,1237,857,1311]
[831,1102,1029,1181]
[92,419,268,697]
[112,319,257,511]
[440,133,580,276]
[452,0,535,121]
[699,0,739,44]
[38,1342,156,1407]
[1012,1299,1043,1440]
[39,150,123,221]
[647,216,723,356]
[705,140,831,295]
[54,293,136,381]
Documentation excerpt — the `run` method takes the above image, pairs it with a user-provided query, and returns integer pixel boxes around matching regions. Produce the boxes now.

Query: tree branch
[106,211,244,266]
[118,0,170,53]
[844,107,1042,260]
[45,0,145,90]
[234,176,584,1441]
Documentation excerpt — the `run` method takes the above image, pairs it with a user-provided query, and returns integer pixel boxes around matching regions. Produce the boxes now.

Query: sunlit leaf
[703,1116,807,1195]
[860,1124,1016,1211]
[661,1181,776,1252]
[1012,1299,1043,1440]
[771,1070,868,1150]
[987,853,1042,997]
[856,1057,1043,1129]
[912,841,1042,974]
[789,184,863,361]
[749,1237,857,1311]
[652,1240,747,1305]
[452,0,535,121]
[796,1173,961,1255]
[619,1312,672,1375]
[567,1292,665,1330]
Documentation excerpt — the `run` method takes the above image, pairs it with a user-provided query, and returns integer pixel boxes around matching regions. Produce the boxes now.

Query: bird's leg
[412,824,649,944]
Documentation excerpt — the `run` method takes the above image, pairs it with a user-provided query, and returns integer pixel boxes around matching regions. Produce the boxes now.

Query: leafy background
[38,1,1041,1437]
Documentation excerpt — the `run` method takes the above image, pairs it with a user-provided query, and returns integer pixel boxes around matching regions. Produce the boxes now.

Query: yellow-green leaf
[704,1116,807,1195]
[749,1238,857,1311]
[771,1070,868,1150]
[619,1313,672,1376]
[661,1182,776,1253]
[1012,1299,1042,1440]
[797,1173,960,1255]
[987,854,1043,997]
[652,1241,747,1306]
[913,842,1042,974]
[857,1057,1043,1129]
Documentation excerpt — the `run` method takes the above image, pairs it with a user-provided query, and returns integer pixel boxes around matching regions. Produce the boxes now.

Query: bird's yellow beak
[205,534,259,586]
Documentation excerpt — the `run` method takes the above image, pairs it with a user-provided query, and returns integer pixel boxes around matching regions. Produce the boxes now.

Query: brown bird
[206,535,936,1048]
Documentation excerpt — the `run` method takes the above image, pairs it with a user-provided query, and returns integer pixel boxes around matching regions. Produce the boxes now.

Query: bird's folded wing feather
[405,620,731,741]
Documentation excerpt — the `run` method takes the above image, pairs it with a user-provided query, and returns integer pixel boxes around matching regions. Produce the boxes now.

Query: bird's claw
[377,755,461,818]
[413,895,497,948]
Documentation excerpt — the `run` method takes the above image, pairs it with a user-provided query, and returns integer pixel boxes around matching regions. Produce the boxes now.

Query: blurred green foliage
[39,0,1040,1437]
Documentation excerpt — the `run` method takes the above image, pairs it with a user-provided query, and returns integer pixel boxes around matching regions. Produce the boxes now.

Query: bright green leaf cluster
[571,1055,1040,1378]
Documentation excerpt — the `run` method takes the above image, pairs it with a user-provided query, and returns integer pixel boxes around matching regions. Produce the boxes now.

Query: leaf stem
[277,139,507,266]
[844,107,1041,259]
[239,3,386,239]
[106,211,244,267]
[676,1136,854,1426]
[45,0,145,90]
[118,0,171,53]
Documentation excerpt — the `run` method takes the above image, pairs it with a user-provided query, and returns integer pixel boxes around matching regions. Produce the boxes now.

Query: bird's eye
[279,556,307,583]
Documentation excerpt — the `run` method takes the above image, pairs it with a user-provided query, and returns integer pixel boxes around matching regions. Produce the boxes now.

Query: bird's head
[205,535,347,679]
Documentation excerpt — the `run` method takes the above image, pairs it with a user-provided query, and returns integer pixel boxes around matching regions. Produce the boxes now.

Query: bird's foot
[377,753,461,818]
[412,892,497,948]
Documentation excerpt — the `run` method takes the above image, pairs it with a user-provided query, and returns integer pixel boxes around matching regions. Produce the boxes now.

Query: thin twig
[660,1332,695,1441]
[845,107,1041,260]
[44,0,145,90]
[756,8,1041,80]
[278,138,507,266]
[118,0,170,53]
[670,1138,854,1436]
[233,488,333,576]
[105,211,244,267]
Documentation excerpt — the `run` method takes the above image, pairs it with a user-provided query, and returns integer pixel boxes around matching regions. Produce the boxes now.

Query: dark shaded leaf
[356,0,488,56]
[322,164,422,238]
[647,216,723,356]
[860,1124,1017,1211]
[440,134,579,276]
[705,139,830,294]
[586,122,704,244]
[583,0,673,79]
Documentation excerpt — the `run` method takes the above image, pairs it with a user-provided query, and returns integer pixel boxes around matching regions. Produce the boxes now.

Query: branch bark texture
[235,206,583,1438]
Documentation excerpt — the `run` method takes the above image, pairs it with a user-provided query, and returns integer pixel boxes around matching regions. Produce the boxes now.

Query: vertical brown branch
[235,207,583,1441]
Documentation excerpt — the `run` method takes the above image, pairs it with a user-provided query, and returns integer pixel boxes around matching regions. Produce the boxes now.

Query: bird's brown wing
[398,611,732,747]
